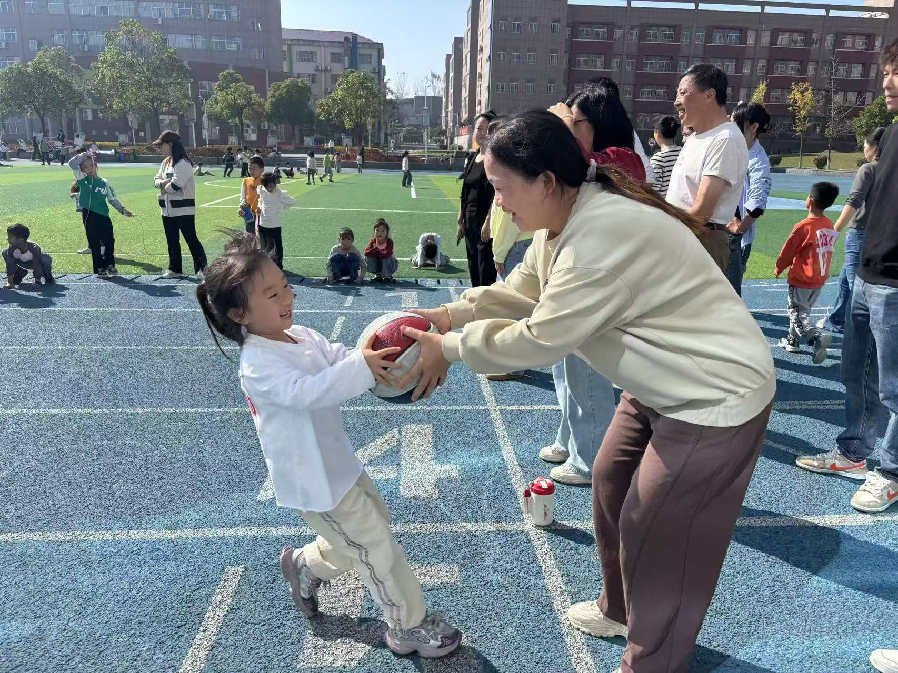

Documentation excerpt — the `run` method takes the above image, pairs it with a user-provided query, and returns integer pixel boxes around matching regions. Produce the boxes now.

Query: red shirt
[775,215,839,289]
[578,141,647,183]
[364,237,394,259]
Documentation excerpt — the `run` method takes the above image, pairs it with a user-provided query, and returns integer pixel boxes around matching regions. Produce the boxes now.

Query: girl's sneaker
[95,268,108,278]
[162,270,183,279]
[778,336,801,353]
[384,610,462,658]
[811,333,832,364]
[279,546,321,618]
[851,471,898,513]
[795,448,868,480]
[106,266,118,276]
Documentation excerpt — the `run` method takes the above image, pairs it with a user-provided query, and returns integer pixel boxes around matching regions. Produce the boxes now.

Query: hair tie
[585,158,598,183]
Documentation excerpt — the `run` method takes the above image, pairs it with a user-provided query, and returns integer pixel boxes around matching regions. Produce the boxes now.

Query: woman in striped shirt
[649,115,682,199]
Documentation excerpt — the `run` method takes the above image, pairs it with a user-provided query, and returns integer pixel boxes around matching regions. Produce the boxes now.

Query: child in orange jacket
[775,181,840,363]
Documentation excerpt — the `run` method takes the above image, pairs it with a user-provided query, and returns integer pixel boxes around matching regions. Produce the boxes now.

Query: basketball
[356,311,439,398]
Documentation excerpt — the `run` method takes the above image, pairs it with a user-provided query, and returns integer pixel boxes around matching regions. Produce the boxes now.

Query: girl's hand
[362,333,402,387]
[548,102,574,121]
[409,307,451,335]
[481,221,491,243]
[397,327,451,401]
[123,209,134,217]
[495,261,505,277]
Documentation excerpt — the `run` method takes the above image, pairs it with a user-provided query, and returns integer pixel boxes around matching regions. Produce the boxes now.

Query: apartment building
[461,0,480,124]
[0,0,283,145]
[452,0,898,149]
[281,28,385,143]
[443,36,463,133]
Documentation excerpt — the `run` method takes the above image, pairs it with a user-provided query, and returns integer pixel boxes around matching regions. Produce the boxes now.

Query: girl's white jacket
[256,185,297,228]
[239,326,375,512]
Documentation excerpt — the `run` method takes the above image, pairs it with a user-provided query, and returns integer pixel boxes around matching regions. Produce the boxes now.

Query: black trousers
[162,214,206,274]
[240,161,249,178]
[463,220,496,287]
[258,226,284,268]
[402,170,413,187]
[84,210,115,272]
[223,162,234,177]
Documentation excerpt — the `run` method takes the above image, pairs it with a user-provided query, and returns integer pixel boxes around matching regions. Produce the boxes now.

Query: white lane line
[385,291,419,308]
[329,315,346,341]
[201,205,454,214]
[178,565,245,673]
[5,512,892,545]
[343,295,354,307]
[477,374,598,673]
[410,184,417,199]
[0,307,436,313]
[199,192,241,207]
[256,475,274,501]
[0,345,237,351]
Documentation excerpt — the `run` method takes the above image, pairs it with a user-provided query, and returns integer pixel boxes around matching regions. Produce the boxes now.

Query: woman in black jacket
[458,111,497,286]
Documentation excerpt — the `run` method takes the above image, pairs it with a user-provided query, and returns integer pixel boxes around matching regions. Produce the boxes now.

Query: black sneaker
[43,271,55,284]
[779,336,801,353]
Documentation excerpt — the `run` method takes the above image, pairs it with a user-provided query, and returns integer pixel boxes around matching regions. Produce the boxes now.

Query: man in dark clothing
[795,39,898,514]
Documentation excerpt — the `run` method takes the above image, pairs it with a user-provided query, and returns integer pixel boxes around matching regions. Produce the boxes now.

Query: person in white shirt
[256,172,297,269]
[410,232,449,268]
[305,150,317,185]
[666,64,748,273]
[196,232,462,659]
[401,150,412,187]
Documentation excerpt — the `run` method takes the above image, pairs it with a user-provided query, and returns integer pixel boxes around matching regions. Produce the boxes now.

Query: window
[774,60,786,75]
[69,0,136,17]
[512,51,520,63]
[770,88,782,102]
[251,47,264,60]
[643,56,673,72]
[0,26,16,41]
[787,61,801,76]
[726,86,733,100]
[225,36,241,51]
[576,54,604,69]
[509,81,518,93]
[167,34,205,49]
[498,50,506,62]
[296,50,316,62]
[548,50,558,65]
[742,59,753,74]
[836,62,847,77]
[28,39,38,51]
[209,3,238,20]
[24,0,38,12]
[645,25,675,43]
[628,28,638,42]
[511,21,521,33]
[330,51,343,64]
[842,34,854,49]
[48,1,63,12]
[578,25,592,38]
[850,63,863,78]
[614,28,623,42]
[875,35,883,51]
[359,53,372,65]
[551,20,560,34]
[761,30,771,46]
[250,18,262,31]
[526,50,536,64]
[595,26,608,40]
[525,81,534,94]
[498,20,505,31]
[739,87,749,101]
[712,29,741,45]
[747,30,756,46]
[637,113,652,130]
[0,1,12,12]
[812,33,820,49]
[495,81,506,93]
[870,64,878,79]
[547,82,557,93]
[678,57,687,73]
[825,33,835,49]
[640,86,655,99]
[866,91,874,105]
[52,30,66,45]
[0,55,19,68]
[855,36,868,50]
[681,29,691,44]
[82,107,93,121]
[695,30,704,45]
[611,56,621,70]
[807,61,816,77]
[776,32,790,47]
[626,57,635,71]
[529,21,538,34]
[757,59,766,75]
[297,73,316,85]
[623,85,633,99]
[198,80,214,98]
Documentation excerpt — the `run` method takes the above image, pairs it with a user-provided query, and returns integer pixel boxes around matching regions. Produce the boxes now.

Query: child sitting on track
[68,150,133,277]
[326,227,365,285]
[256,172,297,269]
[237,155,265,234]
[3,224,54,289]
[364,218,399,283]
[774,181,840,364]
[410,233,449,269]
[196,232,462,659]
[194,162,214,177]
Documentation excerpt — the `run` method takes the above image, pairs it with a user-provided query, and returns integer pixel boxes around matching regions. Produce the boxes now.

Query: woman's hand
[481,221,491,243]
[548,102,575,125]
[409,306,451,335]
[398,327,451,401]
[362,333,402,387]
[495,261,505,277]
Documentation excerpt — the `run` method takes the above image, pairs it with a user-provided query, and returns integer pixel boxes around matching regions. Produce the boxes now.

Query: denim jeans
[329,253,360,281]
[725,233,744,295]
[822,228,865,335]
[501,239,532,278]
[552,354,616,474]
[836,277,898,478]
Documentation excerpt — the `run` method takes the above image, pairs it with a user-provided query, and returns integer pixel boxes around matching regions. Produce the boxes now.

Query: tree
[750,80,768,104]
[266,77,313,144]
[204,69,266,147]
[820,56,859,168]
[316,69,384,145]
[0,47,85,136]
[787,81,816,168]
[91,19,192,140]
[853,94,897,146]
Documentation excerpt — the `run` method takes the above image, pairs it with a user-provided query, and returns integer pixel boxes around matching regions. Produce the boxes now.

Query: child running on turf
[364,218,399,283]
[410,232,449,268]
[68,150,133,277]
[774,181,840,364]
[256,172,297,269]
[306,150,317,185]
[196,232,462,658]
[326,227,366,284]
[237,155,265,234]
[3,224,54,289]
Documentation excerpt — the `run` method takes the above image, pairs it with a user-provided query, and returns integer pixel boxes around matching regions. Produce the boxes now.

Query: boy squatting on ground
[775,181,840,365]
[410,233,450,269]
[326,227,366,284]
[237,156,265,233]
[3,224,54,289]
[195,232,462,659]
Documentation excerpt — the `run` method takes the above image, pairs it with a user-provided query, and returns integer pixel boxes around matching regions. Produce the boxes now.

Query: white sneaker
[78,247,91,254]
[550,463,592,485]
[195,270,204,281]
[106,266,117,276]
[816,317,826,330]
[871,649,898,673]
[567,601,627,638]
[795,448,868,480]
[161,270,183,279]
[539,443,570,464]
[851,471,898,513]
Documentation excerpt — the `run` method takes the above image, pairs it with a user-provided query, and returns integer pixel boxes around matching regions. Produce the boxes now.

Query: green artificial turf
[0,163,844,280]
[776,151,864,170]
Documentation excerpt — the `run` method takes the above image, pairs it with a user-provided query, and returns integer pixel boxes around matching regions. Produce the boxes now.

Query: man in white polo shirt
[666,64,748,274]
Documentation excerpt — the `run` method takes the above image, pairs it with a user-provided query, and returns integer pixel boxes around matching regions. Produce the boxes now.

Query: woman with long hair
[401,111,775,673]
[153,130,207,278]
[458,111,498,286]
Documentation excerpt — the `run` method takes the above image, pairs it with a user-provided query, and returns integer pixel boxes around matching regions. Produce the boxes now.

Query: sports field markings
[330,315,346,340]
[477,374,598,673]
[385,291,419,308]
[410,183,417,199]
[178,565,245,673]
[201,205,456,214]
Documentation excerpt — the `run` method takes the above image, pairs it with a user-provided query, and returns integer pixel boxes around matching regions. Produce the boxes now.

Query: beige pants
[298,472,426,630]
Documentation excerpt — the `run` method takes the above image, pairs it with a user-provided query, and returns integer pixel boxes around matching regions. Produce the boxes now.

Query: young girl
[68,151,133,277]
[196,233,462,659]
[364,218,399,283]
[256,172,297,269]
[305,150,317,185]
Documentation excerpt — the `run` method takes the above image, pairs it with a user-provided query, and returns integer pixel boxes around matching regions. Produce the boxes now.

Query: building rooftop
[282,28,381,45]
